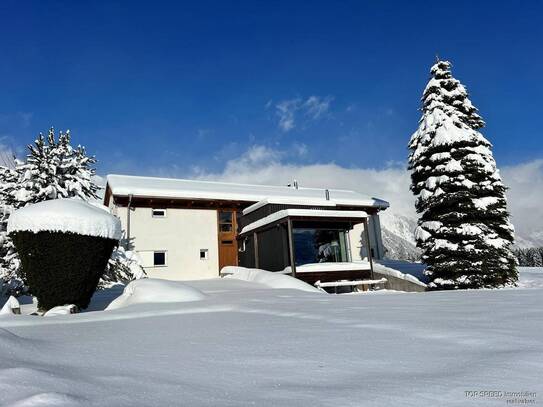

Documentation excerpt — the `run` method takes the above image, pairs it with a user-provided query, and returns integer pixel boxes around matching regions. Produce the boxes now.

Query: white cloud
[293,143,308,157]
[196,145,543,246]
[195,145,414,215]
[274,96,333,132]
[275,99,299,132]
[303,96,333,120]
[501,159,543,246]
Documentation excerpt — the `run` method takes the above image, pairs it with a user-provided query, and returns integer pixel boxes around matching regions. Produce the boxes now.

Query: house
[104,174,389,285]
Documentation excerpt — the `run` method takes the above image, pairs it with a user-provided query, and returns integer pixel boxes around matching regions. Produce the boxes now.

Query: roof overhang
[239,209,368,236]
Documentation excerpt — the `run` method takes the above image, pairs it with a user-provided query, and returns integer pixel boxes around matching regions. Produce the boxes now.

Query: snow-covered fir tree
[12,128,99,207]
[408,60,517,289]
[101,247,146,288]
[0,128,144,296]
[0,163,24,296]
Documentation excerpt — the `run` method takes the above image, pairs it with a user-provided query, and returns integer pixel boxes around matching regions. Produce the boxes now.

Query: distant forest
[514,247,543,267]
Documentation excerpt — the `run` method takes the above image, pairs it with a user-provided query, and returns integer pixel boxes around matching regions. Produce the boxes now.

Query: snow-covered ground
[0,269,542,406]
[516,266,543,288]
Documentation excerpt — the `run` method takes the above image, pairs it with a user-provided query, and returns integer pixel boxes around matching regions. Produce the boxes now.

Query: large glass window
[293,228,349,265]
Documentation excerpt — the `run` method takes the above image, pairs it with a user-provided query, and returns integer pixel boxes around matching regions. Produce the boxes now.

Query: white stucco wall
[114,206,219,280]
[349,222,367,262]
[348,214,385,261]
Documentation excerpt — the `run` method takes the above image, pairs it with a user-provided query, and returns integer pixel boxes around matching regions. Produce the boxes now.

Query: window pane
[219,223,233,232]
[154,252,166,266]
[219,211,232,224]
[293,229,348,265]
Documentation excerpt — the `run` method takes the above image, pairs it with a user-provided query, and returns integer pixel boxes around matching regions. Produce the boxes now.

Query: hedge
[11,230,117,311]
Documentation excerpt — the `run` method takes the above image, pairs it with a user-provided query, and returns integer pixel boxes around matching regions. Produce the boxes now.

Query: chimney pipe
[325,189,330,200]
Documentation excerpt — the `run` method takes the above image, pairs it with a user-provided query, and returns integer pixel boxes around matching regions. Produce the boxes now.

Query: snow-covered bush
[101,246,146,288]
[408,60,517,289]
[8,199,121,311]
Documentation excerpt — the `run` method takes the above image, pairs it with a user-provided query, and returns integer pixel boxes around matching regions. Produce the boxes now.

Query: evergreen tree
[514,247,543,267]
[408,60,517,289]
[537,248,543,267]
[513,248,527,266]
[0,165,24,296]
[13,128,99,207]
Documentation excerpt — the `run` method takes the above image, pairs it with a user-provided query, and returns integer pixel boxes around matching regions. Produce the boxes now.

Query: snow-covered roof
[240,209,367,235]
[106,174,389,209]
[7,198,122,240]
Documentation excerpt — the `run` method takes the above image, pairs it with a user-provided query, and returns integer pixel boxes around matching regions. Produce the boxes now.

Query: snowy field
[0,269,542,406]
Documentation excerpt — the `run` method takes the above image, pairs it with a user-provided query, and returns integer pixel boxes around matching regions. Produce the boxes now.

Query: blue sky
[1,0,542,177]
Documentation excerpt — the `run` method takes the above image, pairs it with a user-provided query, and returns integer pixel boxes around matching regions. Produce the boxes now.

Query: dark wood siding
[240,203,378,229]
[256,225,290,271]
[238,235,255,269]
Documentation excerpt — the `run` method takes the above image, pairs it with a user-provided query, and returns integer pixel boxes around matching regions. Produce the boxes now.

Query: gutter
[126,194,133,250]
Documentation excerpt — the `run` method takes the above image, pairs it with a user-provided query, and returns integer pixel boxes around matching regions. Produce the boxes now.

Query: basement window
[200,249,209,260]
[153,251,167,266]
[152,209,166,218]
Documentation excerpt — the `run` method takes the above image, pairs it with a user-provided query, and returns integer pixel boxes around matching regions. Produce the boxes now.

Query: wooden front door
[218,210,238,271]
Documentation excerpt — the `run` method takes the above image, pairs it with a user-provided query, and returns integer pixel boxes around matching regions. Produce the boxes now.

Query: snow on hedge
[7,198,121,240]
[222,266,322,293]
[105,279,207,310]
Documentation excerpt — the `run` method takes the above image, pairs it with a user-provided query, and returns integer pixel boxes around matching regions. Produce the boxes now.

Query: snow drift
[222,266,322,293]
[105,279,207,310]
[0,296,20,316]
